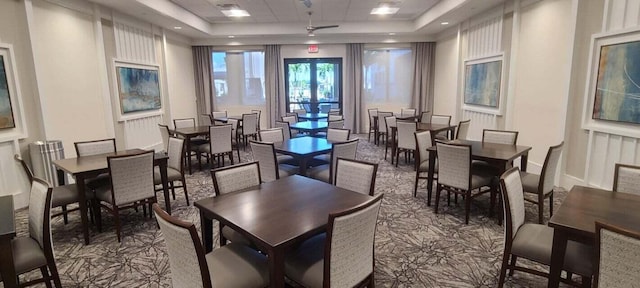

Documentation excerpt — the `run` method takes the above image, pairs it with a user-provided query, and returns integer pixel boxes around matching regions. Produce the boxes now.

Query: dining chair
[367,108,378,142]
[154,137,189,206]
[376,111,393,146]
[74,138,116,191]
[420,111,431,123]
[328,114,343,121]
[308,139,358,184]
[249,140,298,182]
[199,114,212,126]
[158,124,171,152]
[520,142,563,224]
[93,150,157,242]
[319,103,331,113]
[284,194,383,288]
[173,118,209,169]
[282,115,299,137]
[334,158,378,196]
[435,142,495,224]
[241,113,259,149]
[152,204,269,288]
[11,177,62,288]
[483,129,518,145]
[401,108,417,118]
[326,128,350,142]
[274,121,292,140]
[612,163,640,195]
[396,121,417,167]
[431,115,452,140]
[251,109,262,130]
[293,109,306,116]
[259,128,297,165]
[227,118,241,149]
[413,130,436,198]
[211,111,227,120]
[456,119,471,140]
[201,124,236,168]
[329,108,341,114]
[497,167,592,288]
[210,162,262,246]
[328,119,344,129]
[593,221,640,288]
[383,115,397,160]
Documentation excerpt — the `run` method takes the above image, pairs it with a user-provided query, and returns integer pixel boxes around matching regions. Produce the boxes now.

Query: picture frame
[462,53,505,115]
[0,43,27,142]
[0,52,16,129]
[113,60,162,121]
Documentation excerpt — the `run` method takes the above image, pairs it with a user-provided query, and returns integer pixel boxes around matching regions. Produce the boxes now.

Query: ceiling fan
[305,11,339,36]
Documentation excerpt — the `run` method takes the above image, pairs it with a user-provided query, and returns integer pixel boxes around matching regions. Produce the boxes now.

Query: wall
[433,29,459,124]
[166,35,198,123]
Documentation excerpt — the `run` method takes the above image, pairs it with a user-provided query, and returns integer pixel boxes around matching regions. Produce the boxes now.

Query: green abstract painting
[464,60,502,108]
[0,55,16,129]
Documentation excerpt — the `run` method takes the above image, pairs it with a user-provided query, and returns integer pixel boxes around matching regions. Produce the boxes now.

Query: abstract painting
[0,55,16,129]
[116,64,161,114]
[464,59,502,108]
[592,40,640,124]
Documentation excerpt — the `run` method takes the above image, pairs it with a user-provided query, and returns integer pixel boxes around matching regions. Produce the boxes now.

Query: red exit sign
[308,44,319,53]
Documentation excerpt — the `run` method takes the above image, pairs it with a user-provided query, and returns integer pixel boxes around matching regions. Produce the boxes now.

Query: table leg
[521,152,529,172]
[158,159,171,214]
[76,175,90,245]
[548,228,568,288]
[374,117,379,145]
[200,212,213,253]
[268,248,285,288]
[390,127,397,164]
[449,127,456,140]
[0,236,17,288]
[186,136,193,175]
[299,158,308,176]
[427,151,436,206]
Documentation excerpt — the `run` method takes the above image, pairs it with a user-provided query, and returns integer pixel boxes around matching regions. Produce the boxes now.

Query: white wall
[433,30,459,121]
[166,36,198,122]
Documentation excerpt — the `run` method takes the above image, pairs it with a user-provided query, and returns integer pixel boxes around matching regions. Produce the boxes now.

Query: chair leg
[114,209,122,242]
[508,255,518,276]
[47,255,63,288]
[395,149,400,167]
[581,275,592,288]
[413,172,419,197]
[171,182,176,200]
[464,190,471,224]
[538,194,545,224]
[434,185,441,214]
[40,266,53,288]
[497,251,510,288]
[549,191,554,218]
[61,205,68,224]
[182,178,190,206]
[93,200,102,232]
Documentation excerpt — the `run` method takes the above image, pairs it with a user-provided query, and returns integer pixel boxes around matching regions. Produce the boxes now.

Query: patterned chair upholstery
[158,124,171,152]
[395,121,417,167]
[308,139,358,184]
[259,128,297,166]
[249,140,298,182]
[519,142,563,224]
[382,115,397,160]
[431,115,452,140]
[199,114,212,126]
[456,119,471,140]
[153,204,269,288]
[612,163,640,195]
[497,167,593,288]
[281,115,299,137]
[241,114,259,149]
[94,150,156,242]
[594,221,640,288]
[401,108,417,118]
[154,137,189,206]
[482,129,518,145]
[413,131,437,198]
[326,128,350,142]
[328,115,343,121]
[274,121,292,141]
[251,109,262,130]
[420,111,431,123]
[284,194,383,288]
[74,138,116,191]
[11,177,62,288]
[200,125,236,167]
[334,158,378,195]
[375,111,393,146]
[211,111,227,119]
[327,119,344,128]
[367,108,378,142]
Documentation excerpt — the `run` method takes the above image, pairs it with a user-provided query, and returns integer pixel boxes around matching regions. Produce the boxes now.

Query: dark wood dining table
[194,175,373,288]
[171,125,210,174]
[53,150,170,245]
[0,195,17,288]
[297,113,328,121]
[212,115,242,123]
[390,122,457,165]
[289,121,328,136]
[547,185,640,287]
[274,136,333,175]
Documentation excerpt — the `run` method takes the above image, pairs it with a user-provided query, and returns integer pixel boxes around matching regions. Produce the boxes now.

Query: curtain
[193,46,213,118]
[345,43,364,133]
[265,45,284,128]
[410,42,436,113]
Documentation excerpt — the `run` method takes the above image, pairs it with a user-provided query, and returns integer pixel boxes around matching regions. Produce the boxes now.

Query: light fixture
[371,3,399,15]
[441,21,449,25]
[221,8,250,17]
[173,26,182,30]
[228,35,235,38]
[308,32,315,37]
[388,32,396,35]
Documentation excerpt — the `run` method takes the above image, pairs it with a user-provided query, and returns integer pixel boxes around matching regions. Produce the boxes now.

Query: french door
[284,58,342,113]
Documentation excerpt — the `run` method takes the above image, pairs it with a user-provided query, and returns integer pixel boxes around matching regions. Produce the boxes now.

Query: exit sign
[308,44,319,53]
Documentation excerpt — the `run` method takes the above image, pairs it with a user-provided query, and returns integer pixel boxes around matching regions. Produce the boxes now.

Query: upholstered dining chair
[74,138,116,191]
[259,128,297,165]
[367,108,378,142]
[94,150,156,242]
[293,108,307,116]
[249,140,298,182]
[326,128,350,142]
[319,103,331,113]
[498,167,593,288]
[199,114,212,126]
[413,130,436,198]
[328,114,343,121]
[158,124,171,152]
[376,111,393,146]
[401,108,417,118]
[327,119,344,129]
[227,118,241,149]
[612,163,640,195]
[483,129,518,145]
[241,113,259,149]
[200,125,235,168]
[274,121,292,141]
[383,115,397,160]
[11,177,62,288]
[519,142,563,224]
[153,204,269,288]
[420,111,431,123]
[308,139,358,184]
[173,118,209,168]
[395,121,417,167]
[210,162,262,246]
[281,115,299,137]
[212,111,228,126]
[284,194,383,288]
[435,142,495,224]
[334,158,378,196]
[431,115,452,140]
[154,137,189,206]
[593,221,640,288]
[251,109,262,130]
[456,119,471,140]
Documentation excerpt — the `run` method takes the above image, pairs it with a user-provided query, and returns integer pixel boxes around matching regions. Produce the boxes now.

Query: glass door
[285,58,342,113]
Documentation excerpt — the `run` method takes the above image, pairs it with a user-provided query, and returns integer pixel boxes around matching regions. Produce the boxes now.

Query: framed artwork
[463,55,503,109]
[114,61,161,115]
[0,54,16,129]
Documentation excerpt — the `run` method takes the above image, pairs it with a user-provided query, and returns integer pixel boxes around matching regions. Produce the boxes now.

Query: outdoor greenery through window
[285,58,341,113]
[212,51,265,106]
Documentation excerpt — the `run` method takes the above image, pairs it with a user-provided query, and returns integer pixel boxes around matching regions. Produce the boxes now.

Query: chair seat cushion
[206,242,269,287]
[153,167,182,185]
[418,160,438,173]
[307,164,330,183]
[12,237,47,274]
[285,233,325,288]
[221,226,253,246]
[519,171,547,194]
[511,223,592,276]
[51,184,80,207]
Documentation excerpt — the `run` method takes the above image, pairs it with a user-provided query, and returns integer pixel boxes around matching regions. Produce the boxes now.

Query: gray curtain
[265,45,284,128]
[193,46,213,116]
[345,43,364,133]
[410,42,436,113]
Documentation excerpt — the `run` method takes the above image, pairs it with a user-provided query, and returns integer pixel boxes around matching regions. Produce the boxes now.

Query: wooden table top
[0,195,15,239]
[194,175,372,248]
[297,113,328,120]
[390,123,455,132]
[428,139,531,162]
[274,136,333,157]
[53,150,168,175]
[213,116,242,122]
[171,125,211,136]
[549,185,640,237]
[290,121,328,131]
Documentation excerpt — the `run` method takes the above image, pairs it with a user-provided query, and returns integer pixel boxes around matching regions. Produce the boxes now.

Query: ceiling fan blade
[312,25,339,31]
[301,0,312,8]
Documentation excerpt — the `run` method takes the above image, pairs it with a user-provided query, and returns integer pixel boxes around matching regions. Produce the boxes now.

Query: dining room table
[547,185,640,288]
[274,136,333,175]
[53,150,170,245]
[194,174,373,288]
[289,121,328,136]
[390,122,457,165]
[171,125,211,174]
[212,115,242,123]
[296,113,328,121]
[0,195,17,288]
[372,114,420,145]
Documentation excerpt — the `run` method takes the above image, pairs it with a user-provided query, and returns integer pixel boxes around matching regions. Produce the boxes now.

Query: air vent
[217,4,239,9]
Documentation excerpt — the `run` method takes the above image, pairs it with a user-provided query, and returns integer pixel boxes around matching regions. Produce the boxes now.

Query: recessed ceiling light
[388,32,396,35]
[441,21,449,25]
[173,26,182,30]
[228,35,235,38]
[371,6,399,15]
[221,8,250,17]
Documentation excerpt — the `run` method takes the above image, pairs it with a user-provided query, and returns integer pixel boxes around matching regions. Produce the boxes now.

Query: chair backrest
[328,110,340,116]
[251,110,261,124]
[539,142,563,193]
[327,128,350,142]
[401,108,417,117]
[281,115,299,137]
[383,116,397,135]
[74,138,116,157]
[436,142,471,190]
[153,204,212,288]
[319,104,331,113]
[613,163,640,195]
[274,121,292,141]
[325,194,383,287]
[158,124,171,152]
[594,221,640,288]
[420,111,431,123]
[285,112,299,122]
[368,108,378,128]
[228,119,239,136]
[329,139,359,183]
[328,119,344,129]
[107,150,155,206]
[212,111,227,119]
[259,128,284,143]
[242,113,259,136]
[211,162,261,196]
[199,114,212,126]
[456,120,471,140]
[328,115,343,121]
[174,118,196,129]
[482,129,518,145]
[430,114,451,126]
[167,137,185,172]
[249,140,279,182]
[414,130,433,166]
[14,154,35,183]
[377,112,393,133]
[334,158,377,195]
[293,109,306,116]
[499,167,527,240]
[397,121,417,150]
[29,177,53,250]
[209,125,232,155]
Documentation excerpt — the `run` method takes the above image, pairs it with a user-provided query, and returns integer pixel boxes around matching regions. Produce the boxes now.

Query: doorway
[284,58,342,113]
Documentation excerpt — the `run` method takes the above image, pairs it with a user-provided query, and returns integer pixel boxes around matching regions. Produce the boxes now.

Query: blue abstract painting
[464,60,502,108]
[116,66,161,113]
[0,55,16,129]
[592,40,640,124]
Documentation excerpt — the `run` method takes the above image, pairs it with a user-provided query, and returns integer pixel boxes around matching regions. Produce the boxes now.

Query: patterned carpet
[8,134,572,287]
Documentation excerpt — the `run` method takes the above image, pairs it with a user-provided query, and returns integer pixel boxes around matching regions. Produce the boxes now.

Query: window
[284,58,342,113]
[212,51,265,108]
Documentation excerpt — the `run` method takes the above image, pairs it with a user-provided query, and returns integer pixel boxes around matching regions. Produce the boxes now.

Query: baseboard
[560,173,585,191]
